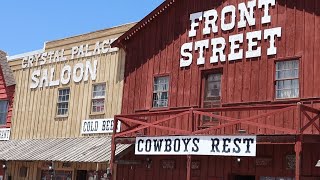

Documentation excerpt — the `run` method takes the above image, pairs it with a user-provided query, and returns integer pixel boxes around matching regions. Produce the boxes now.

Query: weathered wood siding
[121,0,319,111]
[116,144,320,180]
[0,51,15,128]
[119,0,320,135]
[8,23,134,139]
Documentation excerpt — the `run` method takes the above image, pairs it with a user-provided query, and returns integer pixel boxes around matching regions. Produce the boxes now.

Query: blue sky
[0,0,164,56]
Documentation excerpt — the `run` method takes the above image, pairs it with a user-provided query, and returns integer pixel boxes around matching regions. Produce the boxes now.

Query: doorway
[234,175,255,180]
[76,170,87,180]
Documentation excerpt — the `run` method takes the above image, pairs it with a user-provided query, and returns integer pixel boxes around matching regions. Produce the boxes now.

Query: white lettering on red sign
[180,0,280,67]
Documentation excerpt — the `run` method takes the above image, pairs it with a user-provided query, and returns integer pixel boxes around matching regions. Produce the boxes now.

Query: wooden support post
[187,155,191,180]
[109,117,119,180]
[295,135,302,180]
[296,102,302,131]
[190,108,195,132]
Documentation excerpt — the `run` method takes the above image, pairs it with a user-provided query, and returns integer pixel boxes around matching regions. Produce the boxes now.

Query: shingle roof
[0,137,129,163]
[0,50,15,87]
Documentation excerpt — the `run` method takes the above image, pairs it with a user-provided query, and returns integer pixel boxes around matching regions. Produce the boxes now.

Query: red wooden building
[0,50,16,179]
[111,0,320,179]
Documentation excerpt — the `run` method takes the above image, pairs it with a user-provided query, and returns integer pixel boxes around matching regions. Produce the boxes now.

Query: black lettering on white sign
[135,136,256,156]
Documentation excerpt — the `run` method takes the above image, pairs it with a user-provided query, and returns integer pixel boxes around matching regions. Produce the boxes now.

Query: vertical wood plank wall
[116,144,320,180]
[8,23,134,139]
[121,0,320,115]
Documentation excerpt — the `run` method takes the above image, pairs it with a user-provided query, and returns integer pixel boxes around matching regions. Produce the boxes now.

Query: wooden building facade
[3,23,134,180]
[110,0,320,180]
[0,50,16,180]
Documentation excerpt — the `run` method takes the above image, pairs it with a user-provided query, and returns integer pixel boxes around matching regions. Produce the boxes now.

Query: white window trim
[91,83,106,114]
[56,88,70,117]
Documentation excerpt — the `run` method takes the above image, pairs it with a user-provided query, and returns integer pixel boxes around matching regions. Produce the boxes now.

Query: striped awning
[0,137,129,163]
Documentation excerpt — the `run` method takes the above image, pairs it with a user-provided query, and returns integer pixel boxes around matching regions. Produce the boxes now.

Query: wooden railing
[109,103,320,179]
[113,104,320,139]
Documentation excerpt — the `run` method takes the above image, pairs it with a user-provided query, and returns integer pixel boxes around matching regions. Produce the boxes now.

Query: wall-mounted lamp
[315,160,320,167]
[48,161,54,172]
[2,162,6,169]
[146,158,152,169]
[236,157,241,166]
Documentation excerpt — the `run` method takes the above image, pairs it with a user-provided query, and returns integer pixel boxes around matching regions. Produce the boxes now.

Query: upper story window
[204,73,221,106]
[153,76,169,108]
[57,88,70,116]
[92,84,106,113]
[203,73,222,123]
[0,101,8,125]
[275,60,299,99]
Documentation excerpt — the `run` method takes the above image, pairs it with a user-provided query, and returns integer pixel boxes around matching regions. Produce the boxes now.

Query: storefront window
[41,170,72,180]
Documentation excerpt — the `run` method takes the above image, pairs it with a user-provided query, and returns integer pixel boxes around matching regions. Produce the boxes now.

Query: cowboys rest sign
[135,136,256,156]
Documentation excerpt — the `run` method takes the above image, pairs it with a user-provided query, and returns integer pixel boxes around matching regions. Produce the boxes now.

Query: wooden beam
[193,104,295,112]
[301,112,320,133]
[295,135,302,180]
[109,117,119,179]
[114,160,142,165]
[193,107,297,134]
[114,138,136,144]
[120,109,187,117]
[301,104,320,114]
[186,155,191,180]
[302,135,320,143]
[115,116,191,137]
[257,135,296,144]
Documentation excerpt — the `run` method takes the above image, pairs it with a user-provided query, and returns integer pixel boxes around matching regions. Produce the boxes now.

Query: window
[57,88,70,116]
[92,84,106,113]
[0,101,8,125]
[275,60,299,99]
[41,170,72,180]
[153,76,169,108]
[203,73,222,123]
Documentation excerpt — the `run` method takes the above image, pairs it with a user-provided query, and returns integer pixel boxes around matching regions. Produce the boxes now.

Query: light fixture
[237,158,241,163]
[48,161,54,172]
[2,162,6,169]
[316,160,320,167]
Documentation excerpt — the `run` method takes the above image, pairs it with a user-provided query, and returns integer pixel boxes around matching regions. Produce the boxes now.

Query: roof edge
[112,0,176,47]
[7,49,45,61]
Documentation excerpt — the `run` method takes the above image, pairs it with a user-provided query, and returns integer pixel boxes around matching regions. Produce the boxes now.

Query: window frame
[91,83,107,114]
[274,58,300,100]
[200,69,223,126]
[0,100,8,126]
[152,74,170,109]
[56,87,70,117]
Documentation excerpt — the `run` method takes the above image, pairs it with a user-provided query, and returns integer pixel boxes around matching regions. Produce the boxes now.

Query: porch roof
[0,136,129,163]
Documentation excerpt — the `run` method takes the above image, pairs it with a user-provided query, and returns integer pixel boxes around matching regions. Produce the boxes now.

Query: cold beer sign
[135,136,256,156]
[180,0,281,67]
